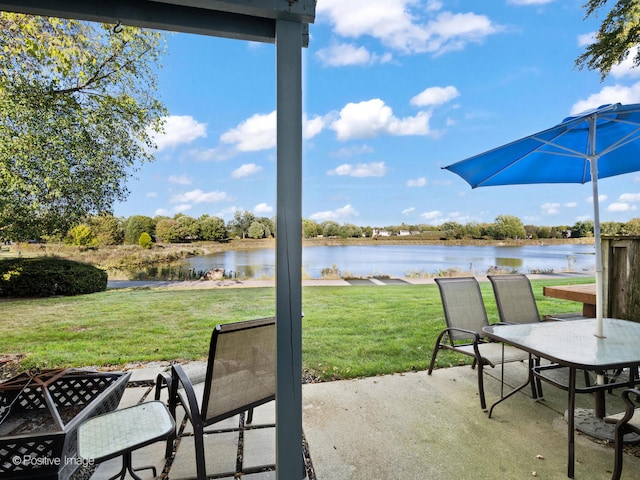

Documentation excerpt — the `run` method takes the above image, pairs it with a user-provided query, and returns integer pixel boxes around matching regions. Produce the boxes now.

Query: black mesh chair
[428,277,536,411]
[488,274,542,324]
[158,317,276,480]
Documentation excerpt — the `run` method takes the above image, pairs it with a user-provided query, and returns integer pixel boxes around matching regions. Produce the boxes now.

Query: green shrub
[0,257,108,297]
[138,232,153,249]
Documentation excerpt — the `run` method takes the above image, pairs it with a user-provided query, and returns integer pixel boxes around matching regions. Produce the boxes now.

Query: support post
[275,18,304,480]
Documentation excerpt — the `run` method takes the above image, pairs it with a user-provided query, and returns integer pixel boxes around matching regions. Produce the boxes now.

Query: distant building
[372,229,391,237]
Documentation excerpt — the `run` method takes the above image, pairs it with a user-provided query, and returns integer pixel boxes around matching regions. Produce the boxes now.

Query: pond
[172,243,595,279]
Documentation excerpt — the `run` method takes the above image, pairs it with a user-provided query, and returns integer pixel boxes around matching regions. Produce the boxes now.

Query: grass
[1,277,593,381]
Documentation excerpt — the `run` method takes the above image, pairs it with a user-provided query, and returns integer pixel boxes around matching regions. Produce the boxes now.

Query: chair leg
[247,407,254,424]
[612,423,626,480]
[532,357,543,400]
[193,423,207,480]
[428,345,441,375]
[477,361,487,411]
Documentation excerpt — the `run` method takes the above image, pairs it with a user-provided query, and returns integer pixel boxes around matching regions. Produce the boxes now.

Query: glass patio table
[483,318,640,478]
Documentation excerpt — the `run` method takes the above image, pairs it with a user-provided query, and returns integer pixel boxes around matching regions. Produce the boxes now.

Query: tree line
[21,212,640,248]
[57,210,275,247]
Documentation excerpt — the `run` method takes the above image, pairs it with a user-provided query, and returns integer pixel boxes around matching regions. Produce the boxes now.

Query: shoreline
[107,271,596,290]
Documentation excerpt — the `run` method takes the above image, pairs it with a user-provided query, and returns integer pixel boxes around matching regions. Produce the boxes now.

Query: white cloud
[330,144,375,158]
[309,204,359,221]
[507,0,554,5]
[168,174,192,185]
[564,202,577,208]
[327,161,387,177]
[402,207,416,215]
[587,194,608,203]
[316,42,393,67]
[155,208,170,216]
[571,83,640,115]
[411,86,459,107]
[541,202,560,215]
[610,46,640,79]
[188,147,234,162]
[151,115,207,151]
[420,210,442,220]
[146,192,158,198]
[170,189,230,204]
[304,113,331,139]
[231,163,263,179]
[253,203,273,214]
[577,31,596,48]
[221,111,276,152]
[608,202,637,212]
[316,0,501,56]
[407,177,427,187]
[619,193,640,202]
[331,99,432,140]
[172,204,192,213]
[220,111,328,153]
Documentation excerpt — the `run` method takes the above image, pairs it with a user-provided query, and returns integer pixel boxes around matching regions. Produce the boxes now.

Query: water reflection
[171,244,595,279]
[495,257,524,268]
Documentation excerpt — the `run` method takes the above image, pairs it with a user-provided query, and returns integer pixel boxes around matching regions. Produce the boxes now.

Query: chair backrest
[435,277,490,342]
[201,317,275,423]
[488,274,541,324]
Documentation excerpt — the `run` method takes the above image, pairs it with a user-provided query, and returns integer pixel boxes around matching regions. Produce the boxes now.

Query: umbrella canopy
[444,103,640,337]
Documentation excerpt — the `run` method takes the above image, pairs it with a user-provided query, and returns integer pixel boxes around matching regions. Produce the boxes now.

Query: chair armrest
[605,388,640,428]
[621,388,640,426]
[154,371,172,401]
[436,327,484,359]
[443,326,482,342]
[171,364,201,423]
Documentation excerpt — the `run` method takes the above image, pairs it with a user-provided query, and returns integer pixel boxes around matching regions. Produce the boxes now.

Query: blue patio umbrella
[444,103,640,337]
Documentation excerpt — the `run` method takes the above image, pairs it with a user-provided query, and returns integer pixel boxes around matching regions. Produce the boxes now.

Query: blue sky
[113,0,640,228]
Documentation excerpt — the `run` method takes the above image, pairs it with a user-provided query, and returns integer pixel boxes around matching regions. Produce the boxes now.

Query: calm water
[176,244,595,279]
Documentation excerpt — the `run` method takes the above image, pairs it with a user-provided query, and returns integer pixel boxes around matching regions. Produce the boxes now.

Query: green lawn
[1,277,593,380]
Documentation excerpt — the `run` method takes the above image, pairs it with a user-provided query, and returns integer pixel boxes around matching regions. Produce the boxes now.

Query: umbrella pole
[588,117,605,339]
[590,158,604,339]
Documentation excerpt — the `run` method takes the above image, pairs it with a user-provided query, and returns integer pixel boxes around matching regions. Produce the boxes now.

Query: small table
[483,318,640,478]
[78,401,175,480]
[543,283,596,317]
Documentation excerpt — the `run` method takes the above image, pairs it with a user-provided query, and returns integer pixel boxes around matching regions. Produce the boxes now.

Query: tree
[66,224,97,247]
[0,14,167,240]
[155,218,183,243]
[302,219,319,238]
[125,215,155,244]
[623,217,640,235]
[176,214,199,241]
[491,215,526,240]
[441,221,464,240]
[247,221,266,239]
[320,220,340,237]
[256,217,275,237]
[576,1,640,79]
[88,213,124,246]
[138,232,153,249]
[571,220,595,238]
[198,215,228,241]
[228,210,256,238]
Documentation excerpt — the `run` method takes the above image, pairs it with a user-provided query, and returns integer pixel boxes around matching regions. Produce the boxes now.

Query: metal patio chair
[157,317,276,480]
[428,277,537,411]
[488,274,543,325]
[605,387,640,480]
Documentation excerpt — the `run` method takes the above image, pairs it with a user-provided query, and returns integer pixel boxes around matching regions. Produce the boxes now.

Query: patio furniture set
[1,317,279,480]
[428,274,640,480]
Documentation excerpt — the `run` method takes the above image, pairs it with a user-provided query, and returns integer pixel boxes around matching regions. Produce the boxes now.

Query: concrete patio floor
[85,360,640,480]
